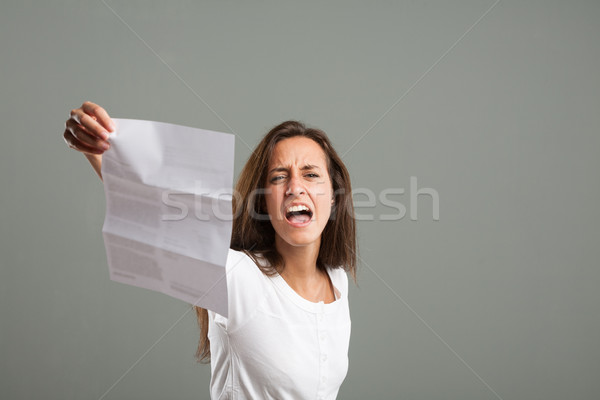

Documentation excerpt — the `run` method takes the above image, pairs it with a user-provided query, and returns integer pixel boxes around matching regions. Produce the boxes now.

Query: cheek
[315,187,334,218]
[324,198,333,218]
[264,188,283,216]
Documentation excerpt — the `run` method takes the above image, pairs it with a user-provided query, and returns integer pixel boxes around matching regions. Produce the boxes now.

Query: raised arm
[63,101,115,181]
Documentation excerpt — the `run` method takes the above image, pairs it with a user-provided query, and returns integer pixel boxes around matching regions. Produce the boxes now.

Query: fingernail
[101,142,110,150]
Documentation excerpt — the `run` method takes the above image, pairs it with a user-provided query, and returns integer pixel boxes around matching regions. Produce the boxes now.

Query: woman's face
[265,137,334,250]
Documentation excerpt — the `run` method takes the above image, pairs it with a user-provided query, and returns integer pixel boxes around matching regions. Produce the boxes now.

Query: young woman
[63,101,357,399]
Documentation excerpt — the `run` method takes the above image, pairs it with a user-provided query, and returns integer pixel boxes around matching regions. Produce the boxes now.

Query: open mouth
[285,204,313,225]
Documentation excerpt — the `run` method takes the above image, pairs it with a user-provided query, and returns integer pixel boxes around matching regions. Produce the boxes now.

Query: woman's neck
[274,236,335,303]
[275,236,323,282]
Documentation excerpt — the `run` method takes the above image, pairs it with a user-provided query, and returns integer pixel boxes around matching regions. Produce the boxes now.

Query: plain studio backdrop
[1,1,599,399]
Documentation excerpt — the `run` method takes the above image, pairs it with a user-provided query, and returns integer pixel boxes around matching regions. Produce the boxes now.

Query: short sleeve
[213,249,272,332]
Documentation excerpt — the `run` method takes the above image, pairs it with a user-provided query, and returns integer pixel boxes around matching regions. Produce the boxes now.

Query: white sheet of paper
[101,118,234,317]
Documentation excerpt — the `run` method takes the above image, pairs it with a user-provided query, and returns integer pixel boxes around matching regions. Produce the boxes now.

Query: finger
[69,108,110,141]
[81,101,115,133]
[70,122,110,151]
[63,129,105,155]
[65,119,110,151]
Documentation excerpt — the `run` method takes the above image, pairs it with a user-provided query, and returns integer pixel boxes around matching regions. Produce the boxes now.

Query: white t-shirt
[207,249,351,400]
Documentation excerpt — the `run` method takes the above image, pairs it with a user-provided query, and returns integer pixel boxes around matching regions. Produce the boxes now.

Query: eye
[305,173,320,178]
[270,175,286,183]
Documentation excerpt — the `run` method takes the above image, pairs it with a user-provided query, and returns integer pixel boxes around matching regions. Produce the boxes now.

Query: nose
[285,175,306,196]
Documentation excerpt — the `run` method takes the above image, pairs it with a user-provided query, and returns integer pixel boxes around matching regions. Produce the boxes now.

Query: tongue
[289,214,310,224]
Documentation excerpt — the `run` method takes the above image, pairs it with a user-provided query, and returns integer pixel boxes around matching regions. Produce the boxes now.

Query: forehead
[268,137,328,168]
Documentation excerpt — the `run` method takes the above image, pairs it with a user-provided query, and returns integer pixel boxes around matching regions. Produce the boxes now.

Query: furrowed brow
[268,167,288,174]
[268,164,321,174]
[301,164,321,171]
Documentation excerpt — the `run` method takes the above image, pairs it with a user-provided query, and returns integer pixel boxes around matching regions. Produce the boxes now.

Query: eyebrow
[268,164,321,174]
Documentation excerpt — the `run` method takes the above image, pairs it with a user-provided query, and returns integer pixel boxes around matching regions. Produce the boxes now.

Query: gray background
[1,1,599,399]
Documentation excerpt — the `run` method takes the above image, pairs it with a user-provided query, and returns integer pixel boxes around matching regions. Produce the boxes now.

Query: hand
[63,101,115,155]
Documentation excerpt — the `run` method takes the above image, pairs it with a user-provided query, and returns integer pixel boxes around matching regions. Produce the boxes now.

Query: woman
[63,101,357,399]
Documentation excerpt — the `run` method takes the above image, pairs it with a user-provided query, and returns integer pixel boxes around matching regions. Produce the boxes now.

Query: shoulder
[222,249,272,328]
[226,248,250,266]
[328,267,349,297]
[225,249,269,293]
[226,249,262,276]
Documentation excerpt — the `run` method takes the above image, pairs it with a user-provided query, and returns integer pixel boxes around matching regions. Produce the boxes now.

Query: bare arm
[63,101,115,181]
[84,153,103,181]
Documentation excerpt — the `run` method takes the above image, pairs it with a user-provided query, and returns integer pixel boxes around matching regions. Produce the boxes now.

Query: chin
[276,231,322,248]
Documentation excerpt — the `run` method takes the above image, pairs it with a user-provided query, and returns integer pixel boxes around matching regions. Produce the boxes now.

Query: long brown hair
[194,120,356,362]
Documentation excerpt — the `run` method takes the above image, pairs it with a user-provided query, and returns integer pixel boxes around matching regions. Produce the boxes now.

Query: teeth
[287,205,310,213]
